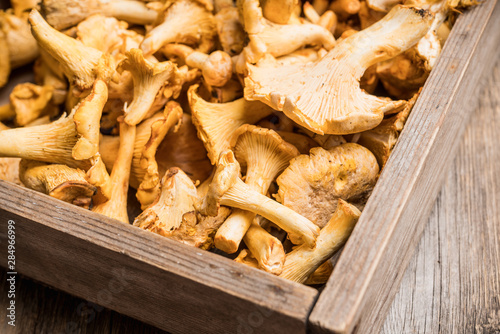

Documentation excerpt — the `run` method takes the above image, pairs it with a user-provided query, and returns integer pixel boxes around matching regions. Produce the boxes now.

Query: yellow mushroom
[259,0,299,24]
[215,6,246,56]
[279,199,360,283]
[136,101,183,209]
[133,167,198,235]
[214,125,299,255]
[40,0,158,30]
[0,111,89,169]
[188,84,275,164]
[0,158,22,185]
[140,0,216,56]
[92,120,136,223]
[198,150,320,247]
[0,11,39,70]
[73,78,109,160]
[118,48,179,126]
[19,159,97,209]
[238,0,335,63]
[9,82,55,126]
[244,5,432,135]
[276,143,379,229]
[29,9,114,92]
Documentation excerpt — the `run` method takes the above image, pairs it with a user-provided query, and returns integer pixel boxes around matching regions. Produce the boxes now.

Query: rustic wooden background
[0,54,498,334]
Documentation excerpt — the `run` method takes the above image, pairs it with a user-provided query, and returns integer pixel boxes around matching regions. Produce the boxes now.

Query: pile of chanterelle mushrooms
[0,0,474,283]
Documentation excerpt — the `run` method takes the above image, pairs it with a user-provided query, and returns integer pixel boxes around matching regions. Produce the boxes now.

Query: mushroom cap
[244,5,432,135]
[202,51,233,87]
[9,83,54,126]
[140,0,216,55]
[231,124,299,193]
[188,84,274,164]
[133,167,198,235]
[276,143,379,228]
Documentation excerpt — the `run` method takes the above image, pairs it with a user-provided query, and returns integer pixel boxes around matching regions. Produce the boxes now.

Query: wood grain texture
[380,56,500,334]
[0,184,318,334]
[309,1,500,333]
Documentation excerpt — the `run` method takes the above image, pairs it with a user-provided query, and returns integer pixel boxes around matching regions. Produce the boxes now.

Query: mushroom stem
[0,104,14,121]
[41,0,158,30]
[0,111,89,169]
[92,121,136,223]
[73,79,108,160]
[220,176,319,247]
[102,1,158,25]
[215,209,255,253]
[243,220,285,275]
[28,9,112,91]
[279,199,361,283]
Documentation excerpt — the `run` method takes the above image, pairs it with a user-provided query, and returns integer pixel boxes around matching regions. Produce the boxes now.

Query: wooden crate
[0,1,499,333]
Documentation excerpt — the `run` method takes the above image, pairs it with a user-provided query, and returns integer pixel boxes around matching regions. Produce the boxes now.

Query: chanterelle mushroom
[238,0,335,63]
[244,5,433,135]
[92,121,136,223]
[0,28,9,87]
[198,150,320,247]
[19,159,97,209]
[0,111,89,169]
[140,0,216,56]
[260,0,299,24]
[357,90,419,168]
[0,158,21,185]
[40,0,158,30]
[1,11,39,70]
[133,168,198,235]
[136,101,183,209]
[279,199,361,283]
[276,143,379,229]
[186,50,233,87]
[188,85,275,164]
[73,78,108,160]
[9,83,55,126]
[29,10,113,92]
[215,6,246,56]
[214,124,299,254]
[118,48,179,126]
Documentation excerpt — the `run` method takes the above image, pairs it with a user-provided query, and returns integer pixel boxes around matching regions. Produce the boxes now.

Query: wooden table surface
[0,58,499,334]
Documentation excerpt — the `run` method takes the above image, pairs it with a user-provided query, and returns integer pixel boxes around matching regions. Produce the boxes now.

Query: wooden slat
[381,59,500,333]
[309,1,500,333]
[0,182,318,334]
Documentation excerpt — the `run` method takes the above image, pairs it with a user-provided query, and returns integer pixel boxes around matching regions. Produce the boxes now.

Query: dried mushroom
[245,5,432,135]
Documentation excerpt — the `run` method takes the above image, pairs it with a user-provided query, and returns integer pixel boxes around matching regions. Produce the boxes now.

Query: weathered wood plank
[309,0,500,333]
[380,56,500,334]
[0,183,318,334]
